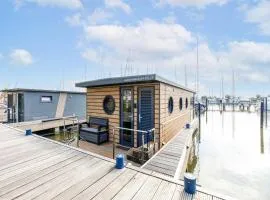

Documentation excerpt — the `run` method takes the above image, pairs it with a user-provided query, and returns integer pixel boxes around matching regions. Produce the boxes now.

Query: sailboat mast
[196,35,199,98]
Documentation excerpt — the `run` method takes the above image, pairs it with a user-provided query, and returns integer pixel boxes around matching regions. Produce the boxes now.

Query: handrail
[112,126,155,159]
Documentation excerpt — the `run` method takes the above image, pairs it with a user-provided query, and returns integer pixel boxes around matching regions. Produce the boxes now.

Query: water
[188,110,270,199]
[42,130,79,147]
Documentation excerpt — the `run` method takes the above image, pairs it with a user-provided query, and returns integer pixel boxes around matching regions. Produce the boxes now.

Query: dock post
[260,101,264,128]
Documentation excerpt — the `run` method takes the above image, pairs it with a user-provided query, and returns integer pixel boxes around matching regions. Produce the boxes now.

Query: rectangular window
[41,96,52,103]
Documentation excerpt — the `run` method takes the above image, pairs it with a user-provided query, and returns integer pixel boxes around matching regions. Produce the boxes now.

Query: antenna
[184,65,187,87]
[84,65,87,80]
[174,65,177,82]
[232,69,235,111]
[196,35,199,97]
[222,74,224,100]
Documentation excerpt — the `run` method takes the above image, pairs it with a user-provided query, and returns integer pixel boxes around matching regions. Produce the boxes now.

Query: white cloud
[88,8,113,25]
[76,17,270,90]
[0,53,3,60]
[84,19,194,58]
[155,0,229,8]
[104,0,131,14]
[10,49,33,65]
[14,0,83,10]
[244,0,270,36]
[241,72,269,83]
[226,41,270,64]
[65,13,82,27]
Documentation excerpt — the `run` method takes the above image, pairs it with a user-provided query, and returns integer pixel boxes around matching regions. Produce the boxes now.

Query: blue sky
[0,0,270,97]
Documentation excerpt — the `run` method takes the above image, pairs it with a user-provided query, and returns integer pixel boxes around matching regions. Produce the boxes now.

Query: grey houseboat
[1,88,86,123]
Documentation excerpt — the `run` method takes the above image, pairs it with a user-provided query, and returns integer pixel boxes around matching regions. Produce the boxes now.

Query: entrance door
[138,88,154,146]
[120,88,134,147]
[18,93,24,122]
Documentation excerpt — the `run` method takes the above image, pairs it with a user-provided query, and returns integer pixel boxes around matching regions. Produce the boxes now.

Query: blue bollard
[25,129,32,136]
[115,154,125,169]
[186,123,190,129]
[184,173,196,194]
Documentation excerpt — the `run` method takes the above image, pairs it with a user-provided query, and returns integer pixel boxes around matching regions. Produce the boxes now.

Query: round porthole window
[103,95,115,115]
[179,97,183,111]
[186,98,189,109]
[168,97,174,113]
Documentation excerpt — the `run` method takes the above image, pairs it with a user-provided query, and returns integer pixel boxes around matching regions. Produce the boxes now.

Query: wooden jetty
[7,116,85,132]
[0,124,229,200]
[142,119,198,179]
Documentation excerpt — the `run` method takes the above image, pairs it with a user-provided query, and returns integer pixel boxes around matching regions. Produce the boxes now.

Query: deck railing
[112,127,155,159]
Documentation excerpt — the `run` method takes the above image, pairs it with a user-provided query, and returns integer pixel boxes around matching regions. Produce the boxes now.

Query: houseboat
[76,74,195,149]
[1,88,86,123]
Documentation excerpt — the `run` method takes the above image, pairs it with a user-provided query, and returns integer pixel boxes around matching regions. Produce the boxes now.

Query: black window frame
[179,97,183,111]
[40,96,53,103]
[168,96,174,114]
[103,95,116,115]
[185,97,189,109]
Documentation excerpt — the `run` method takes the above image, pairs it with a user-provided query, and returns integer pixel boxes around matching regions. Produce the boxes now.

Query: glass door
[120,88,134,147]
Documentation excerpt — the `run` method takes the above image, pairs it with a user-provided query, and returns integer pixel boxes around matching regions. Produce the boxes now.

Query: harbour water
[188,110,270,199]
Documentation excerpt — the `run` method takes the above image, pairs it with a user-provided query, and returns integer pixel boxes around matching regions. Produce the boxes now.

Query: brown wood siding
[87,86,120,142]
[86,83,160,147]
[159,83,194,145]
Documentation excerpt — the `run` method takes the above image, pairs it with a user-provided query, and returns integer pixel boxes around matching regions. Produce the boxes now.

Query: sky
[0,0,270,97]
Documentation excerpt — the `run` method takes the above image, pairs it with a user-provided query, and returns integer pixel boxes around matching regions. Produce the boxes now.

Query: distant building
[1,88,86,123]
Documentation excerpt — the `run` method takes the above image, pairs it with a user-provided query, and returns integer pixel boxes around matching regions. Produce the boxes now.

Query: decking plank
[144,164,174,176]
[112,173,149,200]
[0,153,84,196]
[143,119,198,179]
[0,146,70,177]
[132,176,162,200]
[0,147,71,182]
[53,161,115,200]
[72,168,129,200]
[0,144,62,170]
[1,156,92,200]
[152,181,176,200]
[34,158,103,200]
[92,169,137,200]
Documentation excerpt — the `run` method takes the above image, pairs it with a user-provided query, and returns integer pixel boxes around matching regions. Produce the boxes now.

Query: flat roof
[1,88,86,94]
[76,74,195,93]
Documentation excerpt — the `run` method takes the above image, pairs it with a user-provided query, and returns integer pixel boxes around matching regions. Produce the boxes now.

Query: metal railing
[112,127,155,159]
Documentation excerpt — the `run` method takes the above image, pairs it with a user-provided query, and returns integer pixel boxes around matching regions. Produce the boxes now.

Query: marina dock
[142,119,198,179]
[0,124,227,200]
[7,116,85,132]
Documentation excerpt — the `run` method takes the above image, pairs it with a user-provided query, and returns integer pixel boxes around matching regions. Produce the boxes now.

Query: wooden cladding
[86,82,194,148]
[159,83,193,146]
[87,86,120,143]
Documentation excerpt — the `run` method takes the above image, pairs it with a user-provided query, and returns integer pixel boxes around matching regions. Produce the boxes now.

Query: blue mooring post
[260,101,264,129]
[115,154,125,169]
[184,173,196,194]
[25,129,32,136]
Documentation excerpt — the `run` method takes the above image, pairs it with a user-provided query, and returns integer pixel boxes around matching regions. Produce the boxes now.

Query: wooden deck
[143,119,198,179]
[0,124,228,200]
